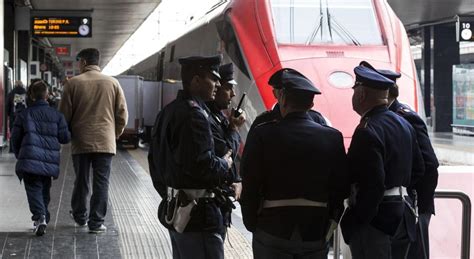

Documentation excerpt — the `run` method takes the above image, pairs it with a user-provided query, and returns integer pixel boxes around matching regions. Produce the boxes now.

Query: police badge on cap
[219,63,237,85]
[268,68,321,94]
[353,64,394,90]
[359,61,401,82]
[178,55,222,79]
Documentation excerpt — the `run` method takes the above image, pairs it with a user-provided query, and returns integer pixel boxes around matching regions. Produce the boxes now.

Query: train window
[270,0,383,46]
[216,15,251,78]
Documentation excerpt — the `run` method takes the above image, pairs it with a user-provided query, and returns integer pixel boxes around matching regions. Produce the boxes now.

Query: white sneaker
[33,216,47,236]
[69,210,88,227]
[89,224,107,234]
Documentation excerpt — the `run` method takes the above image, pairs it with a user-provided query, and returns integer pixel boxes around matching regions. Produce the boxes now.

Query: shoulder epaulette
[187,100,200,108]
[187,100,209,118]
[255,120,277,129]
[256,110,272,118]
[396,107,413,116]
[356,116,370,129]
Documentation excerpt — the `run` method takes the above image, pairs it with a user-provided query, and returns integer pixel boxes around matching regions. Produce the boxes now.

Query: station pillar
[432,24,460,132]
[422,27,431,118]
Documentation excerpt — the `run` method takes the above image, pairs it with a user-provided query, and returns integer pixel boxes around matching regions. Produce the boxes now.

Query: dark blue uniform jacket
[340,105,425,243]
[250,103,327,131]
[240,111,349,241]
[12,100,71,180]
[206,102,241,183]
[148,91,231,232]
[389,100,439,214]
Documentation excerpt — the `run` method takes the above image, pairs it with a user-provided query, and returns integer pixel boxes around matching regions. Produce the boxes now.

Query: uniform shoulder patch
[396,107,413,116]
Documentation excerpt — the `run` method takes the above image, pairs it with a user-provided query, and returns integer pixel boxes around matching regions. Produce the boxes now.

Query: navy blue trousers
[407,213,431,259]
[23,173,52,222]
[71,153,112,228]
[169,230,224,259]
[252,229,328,259]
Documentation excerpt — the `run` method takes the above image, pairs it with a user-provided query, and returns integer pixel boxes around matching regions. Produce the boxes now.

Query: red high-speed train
[128,0,421,147]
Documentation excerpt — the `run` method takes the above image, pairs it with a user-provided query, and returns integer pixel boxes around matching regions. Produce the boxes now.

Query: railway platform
[0,134,472,258]
[0,145,252,259]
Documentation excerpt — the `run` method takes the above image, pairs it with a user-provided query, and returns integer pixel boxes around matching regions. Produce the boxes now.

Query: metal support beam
[435,190,471,259]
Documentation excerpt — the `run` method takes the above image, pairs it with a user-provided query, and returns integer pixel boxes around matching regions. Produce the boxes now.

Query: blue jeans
[71,153,113,228]
[169,230,224,259]
[252,229,328,259]
[23,173,52,222]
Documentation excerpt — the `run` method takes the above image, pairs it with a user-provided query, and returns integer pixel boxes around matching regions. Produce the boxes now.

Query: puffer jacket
[12,99,71,180]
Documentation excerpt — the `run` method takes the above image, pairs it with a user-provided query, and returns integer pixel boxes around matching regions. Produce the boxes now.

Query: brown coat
[59,65,128,155]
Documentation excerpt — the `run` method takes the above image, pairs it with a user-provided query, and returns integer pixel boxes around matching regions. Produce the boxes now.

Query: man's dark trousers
[23,173,52,222]
[71,153,113,228]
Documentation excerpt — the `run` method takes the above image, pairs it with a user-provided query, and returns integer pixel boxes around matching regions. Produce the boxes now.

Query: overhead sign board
[55,45,70,56]
[456,15,474,42]
[32,16,92,37]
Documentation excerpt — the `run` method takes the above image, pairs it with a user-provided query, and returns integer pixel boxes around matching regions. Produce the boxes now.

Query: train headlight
[329,71,353,89]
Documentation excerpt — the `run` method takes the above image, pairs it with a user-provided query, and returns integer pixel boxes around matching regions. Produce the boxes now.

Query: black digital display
[32,17,92,37]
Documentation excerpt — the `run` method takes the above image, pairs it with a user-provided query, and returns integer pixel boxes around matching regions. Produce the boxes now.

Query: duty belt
[384,186,408,196]
[263,198,327,208]
[383,186,418,220]
[167,187,215,200]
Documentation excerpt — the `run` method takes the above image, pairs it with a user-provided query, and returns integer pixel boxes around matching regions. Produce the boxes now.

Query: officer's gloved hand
[229,111,246,131]
[223,149,233,169]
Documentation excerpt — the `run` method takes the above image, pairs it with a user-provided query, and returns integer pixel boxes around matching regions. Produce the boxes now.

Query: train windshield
[270,0,383,45]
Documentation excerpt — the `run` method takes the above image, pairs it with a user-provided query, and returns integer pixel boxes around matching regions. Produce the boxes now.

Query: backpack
[13,93,27,114]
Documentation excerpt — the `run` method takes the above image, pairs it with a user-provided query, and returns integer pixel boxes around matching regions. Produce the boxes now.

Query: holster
[162,188,214,233]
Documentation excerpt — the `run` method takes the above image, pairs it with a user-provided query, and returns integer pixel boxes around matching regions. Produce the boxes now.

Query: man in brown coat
[59,48,128,233]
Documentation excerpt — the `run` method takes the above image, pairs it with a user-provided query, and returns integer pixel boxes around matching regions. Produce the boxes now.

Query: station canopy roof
[30,0,161,70]
[388,0,474,29]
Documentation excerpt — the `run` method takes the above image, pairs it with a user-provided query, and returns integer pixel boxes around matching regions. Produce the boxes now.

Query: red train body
[128,0,420,148]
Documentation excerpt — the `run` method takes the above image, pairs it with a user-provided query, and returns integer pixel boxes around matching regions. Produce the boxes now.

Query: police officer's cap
[268,68,321,94]
[179,55,222,79]
[219,63,237,85]
[354,65,394,90]
[359,61,401,82]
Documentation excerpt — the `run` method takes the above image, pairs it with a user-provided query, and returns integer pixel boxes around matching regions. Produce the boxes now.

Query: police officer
[360,61,439,258]
[240,69,349,259]
[250,68,327,130]
[340,62,425,259]
[378,69,437,259]
[205,63,246,234]
[148,55,233,259]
